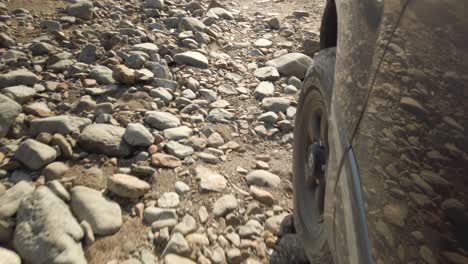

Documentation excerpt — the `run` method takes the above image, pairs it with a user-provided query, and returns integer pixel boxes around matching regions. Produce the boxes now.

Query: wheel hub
[306,142,327,223]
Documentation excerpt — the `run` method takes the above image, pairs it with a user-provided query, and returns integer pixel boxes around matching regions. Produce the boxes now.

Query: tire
[293,47,336,263]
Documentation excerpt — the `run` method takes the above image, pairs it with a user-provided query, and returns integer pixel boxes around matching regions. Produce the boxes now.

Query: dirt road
[0,0,325,263]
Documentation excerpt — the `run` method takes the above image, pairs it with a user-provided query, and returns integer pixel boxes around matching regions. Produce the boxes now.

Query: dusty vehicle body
[293,0,468,263]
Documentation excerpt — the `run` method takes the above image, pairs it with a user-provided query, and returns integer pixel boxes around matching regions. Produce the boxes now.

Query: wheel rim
[304,108,328,224]
[294,89,329,237]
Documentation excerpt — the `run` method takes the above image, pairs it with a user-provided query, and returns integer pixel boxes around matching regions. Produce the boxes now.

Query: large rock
[0,94,21,137]
[70,186,122,236]
[68,0,93,20]
[0,69,40,88]
[78,124,132,157]
[107,174,151,198]
[0,247,21,264]
[145,111,180,130]
[0,181,35,218]
[14,186,86,264]
[174,51,209,69]
[265,53,313,79]
[246,170,281,187]
[15,139,57,170]
[29,115,92,135]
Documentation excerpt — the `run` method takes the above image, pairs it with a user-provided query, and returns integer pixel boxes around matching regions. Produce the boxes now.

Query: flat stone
[163,126,193,141]
[145,111,181,130]
[15,139,57,170]
[70,186,122,236]
[253,38,273,48]
[14,186,86,264]
[132,43,159,55]
[0,69,40,88]
[265,53,313,79]
[213,194,238,217]
[166,141,194,159]
[174,51,209,69]
[246,170,281,187]
[29,115,92,135]
[150,88,173,103]
[151,153,182,168]
[78,124,132,157]
[254,67,280,81]
[107,174,151,198]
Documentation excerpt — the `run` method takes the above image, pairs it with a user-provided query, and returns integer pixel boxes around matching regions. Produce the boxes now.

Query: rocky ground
[0,0,324,263]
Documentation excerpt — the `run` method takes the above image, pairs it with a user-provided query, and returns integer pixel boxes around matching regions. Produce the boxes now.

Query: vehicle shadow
[269,214,310,264]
